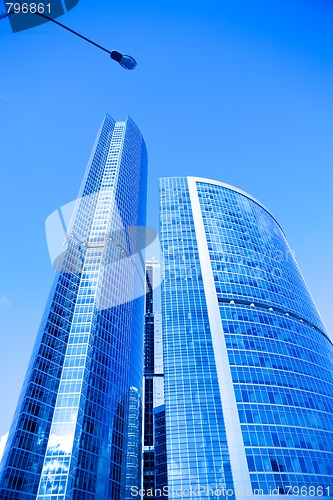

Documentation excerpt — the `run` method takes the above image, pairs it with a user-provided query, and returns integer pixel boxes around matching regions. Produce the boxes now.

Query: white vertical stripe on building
[187,176,253,499]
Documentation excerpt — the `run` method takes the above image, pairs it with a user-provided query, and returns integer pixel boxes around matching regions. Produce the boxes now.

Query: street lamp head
[110,50,137,70]
[118,54,137,70]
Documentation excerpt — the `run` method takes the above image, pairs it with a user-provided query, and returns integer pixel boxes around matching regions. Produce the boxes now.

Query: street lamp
[0,10,137,70]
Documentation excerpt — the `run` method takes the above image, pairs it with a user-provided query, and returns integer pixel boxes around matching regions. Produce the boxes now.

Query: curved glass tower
[0,115,148,499]
[159,177,333,499]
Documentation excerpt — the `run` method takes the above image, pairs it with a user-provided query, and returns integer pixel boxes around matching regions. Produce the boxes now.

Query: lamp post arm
[5,10,113,55]
[36,12,115,55]
[1,10,137,68]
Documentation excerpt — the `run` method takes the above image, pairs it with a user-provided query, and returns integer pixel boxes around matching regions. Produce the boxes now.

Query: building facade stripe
[188,176,253,497]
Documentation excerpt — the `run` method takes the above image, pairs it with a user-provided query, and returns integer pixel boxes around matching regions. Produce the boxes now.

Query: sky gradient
[0,0,332,438]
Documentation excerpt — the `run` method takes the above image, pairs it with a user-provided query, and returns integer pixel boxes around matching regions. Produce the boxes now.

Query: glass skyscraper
[159,177,333,499]
[142,260,165,498]
[0,115,148,499]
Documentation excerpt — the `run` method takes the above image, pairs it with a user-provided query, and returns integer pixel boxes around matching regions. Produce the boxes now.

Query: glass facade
[0,115,148,500]
[159,177,333,499]
[142,260,165,498]
[154,405,167,493]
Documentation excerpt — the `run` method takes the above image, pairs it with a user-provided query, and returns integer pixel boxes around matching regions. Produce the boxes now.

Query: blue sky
[0,0,332,437]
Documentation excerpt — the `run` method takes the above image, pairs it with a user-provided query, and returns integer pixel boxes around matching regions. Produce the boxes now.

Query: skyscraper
[159,177,333,499]
[142,260,165,498]
[0,115,148,499]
